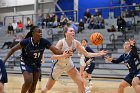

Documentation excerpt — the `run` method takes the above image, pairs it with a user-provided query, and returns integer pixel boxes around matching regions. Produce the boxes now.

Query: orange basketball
[90,32,104,46]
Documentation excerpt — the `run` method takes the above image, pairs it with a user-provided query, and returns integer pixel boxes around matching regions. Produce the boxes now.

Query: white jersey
[56,38,76,66]
[51,38,77,80]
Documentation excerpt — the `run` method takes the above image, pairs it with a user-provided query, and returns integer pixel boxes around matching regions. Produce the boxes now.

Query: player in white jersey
[41,27,108,93]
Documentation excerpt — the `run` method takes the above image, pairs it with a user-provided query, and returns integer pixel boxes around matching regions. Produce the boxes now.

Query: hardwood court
[5,74,135,93]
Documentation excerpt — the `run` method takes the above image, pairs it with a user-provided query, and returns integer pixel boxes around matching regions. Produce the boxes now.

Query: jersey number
[34,53,40,58]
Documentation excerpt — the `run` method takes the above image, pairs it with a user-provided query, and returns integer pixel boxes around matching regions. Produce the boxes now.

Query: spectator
[26,17,33,29]
[7,23,14,35]
[94,8,101,17]
[117,16,126,32]
[98,15,105,29]
[17,20,23,32]
[78,19,84,33]
[84,9,91,23]
[107,25,116,32]
[88,15,96,29]
[12,20,18,34]
[69,20,78,33]
[1,41,12,49]
[53,15,59,28]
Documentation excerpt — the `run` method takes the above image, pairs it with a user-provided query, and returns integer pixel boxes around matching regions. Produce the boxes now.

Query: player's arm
[3,43,23,63]
[76,41,107,57]
[50,40,72,60]
[105,55,124,64]
[51,51,71,60]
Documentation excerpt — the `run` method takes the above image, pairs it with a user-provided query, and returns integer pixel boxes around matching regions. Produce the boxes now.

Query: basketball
[90,32,104,46]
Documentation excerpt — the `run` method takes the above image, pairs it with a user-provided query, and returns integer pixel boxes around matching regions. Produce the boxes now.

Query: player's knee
[24,78,33,85]
[132,78,139,87]
[119,83,126,89]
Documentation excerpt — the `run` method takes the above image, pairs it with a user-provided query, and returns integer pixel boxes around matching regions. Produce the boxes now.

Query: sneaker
[85,86,90,93]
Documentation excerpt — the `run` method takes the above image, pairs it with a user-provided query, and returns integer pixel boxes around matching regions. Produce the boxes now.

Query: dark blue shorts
[124,70,140,85]
[0,59,8,84]
[84,62,95,74]
[20,62,41,73]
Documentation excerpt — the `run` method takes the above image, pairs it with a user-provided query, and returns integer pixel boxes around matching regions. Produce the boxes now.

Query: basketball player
[3,26,70,93]
[41,27,108,93]
[105,39,140,93]
[81,39,95,92]
[78,45,86,76]
[0,59,7,93]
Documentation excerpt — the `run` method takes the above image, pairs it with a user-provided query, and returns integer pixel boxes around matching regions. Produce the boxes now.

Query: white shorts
[50,60,74,80]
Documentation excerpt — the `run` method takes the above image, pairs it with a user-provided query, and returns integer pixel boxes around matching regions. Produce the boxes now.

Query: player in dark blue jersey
[105,39,140,93]
[0,59,7,93]
[81,39,95,92]
[3,26,66,93]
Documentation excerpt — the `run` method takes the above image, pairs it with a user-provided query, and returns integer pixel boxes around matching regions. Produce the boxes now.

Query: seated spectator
[117,16,126,32]
[1,41,12,49]
[7,23,14,35]
[17,20,23,32]
[84,9,91,23]
[69,20,78,33]
[94,8,101,17]
[107,25,116,32]
[98,15,105,29]
[46,14,55,28]
[53,15,59,28]
[11,34,25,48]
[88,15,96,29]
[78,19,84,33]
[12,20,18,34]
[60,15,69,27]
[26,17,33,29]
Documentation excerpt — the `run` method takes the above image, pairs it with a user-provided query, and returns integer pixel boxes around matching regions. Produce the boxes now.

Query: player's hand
[99,50,108,56]
[104,55,113,62]
[63,51,72,58]
[129,38,136,46]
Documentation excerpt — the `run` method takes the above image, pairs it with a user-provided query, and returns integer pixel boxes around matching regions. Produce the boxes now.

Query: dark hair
[24,26,39,39]
[82,39,88,43]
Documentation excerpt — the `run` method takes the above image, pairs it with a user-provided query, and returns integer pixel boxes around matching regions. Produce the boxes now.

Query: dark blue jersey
[0,59,7,83]
[85,46,95,62]
[112,46,140,73]
[20,37,52,65]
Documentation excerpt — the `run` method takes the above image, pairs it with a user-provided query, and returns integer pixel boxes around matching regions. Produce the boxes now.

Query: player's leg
[82,71,88,86]
[20,62,33,93]
[41,63,62,93]
[40,78,56,93]
[21,71,33,93]
[0,83,4,93]
[80,65,85,76]
[132,76,140,93]
[67,67,85,93]
[28,71,40,93]
[118,80,130,93]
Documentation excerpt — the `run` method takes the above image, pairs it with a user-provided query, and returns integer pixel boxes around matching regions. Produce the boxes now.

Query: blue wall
[126,0,140,5]
[56,0,74,20]
[55,0,140,21]
[78,0,121,20]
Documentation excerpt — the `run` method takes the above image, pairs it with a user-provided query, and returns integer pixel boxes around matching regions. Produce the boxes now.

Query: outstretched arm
[76,41,107,57]
[3,43,22,62]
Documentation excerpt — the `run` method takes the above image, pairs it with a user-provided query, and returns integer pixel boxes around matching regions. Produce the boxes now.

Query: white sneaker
[85,86,90,93]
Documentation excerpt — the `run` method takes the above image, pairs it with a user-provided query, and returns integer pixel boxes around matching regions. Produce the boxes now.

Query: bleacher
[0,10,140,79]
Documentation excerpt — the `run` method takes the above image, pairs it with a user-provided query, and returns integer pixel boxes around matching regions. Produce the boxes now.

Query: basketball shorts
[84,62,95,74]
[50,60,74,80]
[124,70,140,85]
[20,62,41,73]
[0,59,8,84]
